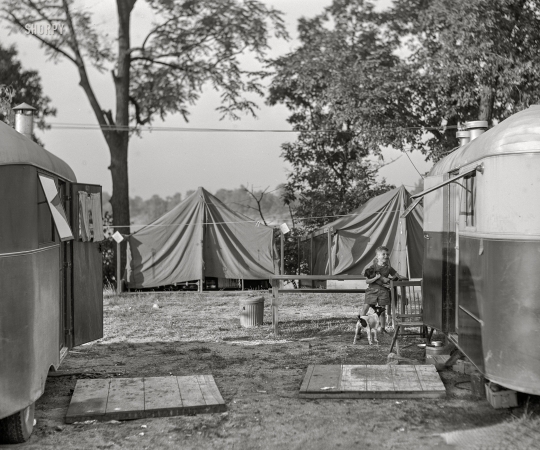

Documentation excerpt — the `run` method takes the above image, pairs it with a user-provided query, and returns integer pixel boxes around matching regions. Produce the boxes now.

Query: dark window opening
[38,174,74,241]
[38,181,55,244]
[461,174,476,227]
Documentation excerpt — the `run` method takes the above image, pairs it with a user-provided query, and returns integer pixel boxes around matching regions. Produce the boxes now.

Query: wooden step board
[66,375,226,423]
[299,365,446,399]
[426,354,451,366]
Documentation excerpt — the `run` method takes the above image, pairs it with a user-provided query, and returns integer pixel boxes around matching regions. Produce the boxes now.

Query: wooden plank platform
[299,365,446,399]
[426,354,451,366]
[278,289,366,293]
[66,375,226,423]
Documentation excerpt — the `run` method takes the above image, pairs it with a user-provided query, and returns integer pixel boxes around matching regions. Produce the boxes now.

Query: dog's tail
[357,316,367,328]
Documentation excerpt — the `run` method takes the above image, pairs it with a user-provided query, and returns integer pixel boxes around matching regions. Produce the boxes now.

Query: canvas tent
[125,187,276,289]
[306,186,423,278]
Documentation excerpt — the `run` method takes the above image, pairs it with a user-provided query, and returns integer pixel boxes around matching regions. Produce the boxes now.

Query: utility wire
[405,151,425,178]
[49,122,459,133]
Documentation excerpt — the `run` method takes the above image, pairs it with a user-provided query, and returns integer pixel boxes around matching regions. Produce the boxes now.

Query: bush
[102,211,116,287]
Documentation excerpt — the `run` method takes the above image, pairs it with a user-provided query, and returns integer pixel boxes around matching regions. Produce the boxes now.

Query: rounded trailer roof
[430,105,540,176]
[0,120,76,182]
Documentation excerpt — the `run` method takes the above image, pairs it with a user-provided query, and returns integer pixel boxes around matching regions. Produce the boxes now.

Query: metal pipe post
[271,279,279,337]
[116,241,122,294]
[310,234,313,274]
[280,232,284,275]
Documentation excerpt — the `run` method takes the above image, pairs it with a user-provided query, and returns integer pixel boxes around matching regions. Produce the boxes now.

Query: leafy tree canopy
[269,0,540,230]
[387,0,540,159]
[268,0,397,230]
[2,0,288,128]
[0,44,56,134]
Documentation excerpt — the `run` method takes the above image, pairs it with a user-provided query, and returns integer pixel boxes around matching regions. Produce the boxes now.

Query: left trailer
[0,120,104,443]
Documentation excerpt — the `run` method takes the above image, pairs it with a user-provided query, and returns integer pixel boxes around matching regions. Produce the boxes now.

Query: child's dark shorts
[365,285,391,306]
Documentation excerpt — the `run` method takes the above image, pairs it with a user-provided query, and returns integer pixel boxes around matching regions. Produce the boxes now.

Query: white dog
[353,306,386,345]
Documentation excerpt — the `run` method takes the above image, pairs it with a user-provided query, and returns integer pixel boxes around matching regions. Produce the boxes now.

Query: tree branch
[132,28,214,57]
[130,56,188,71]
[59,0,109,132]
[232,202,259,212]
[129,95,151,126]
[103,109,115,126]
[208,45,250,72]
[243,185,269,226]
[138,16,177,51]
[370,154,402,172]
[288,203,296,228]
[4,12,77,64]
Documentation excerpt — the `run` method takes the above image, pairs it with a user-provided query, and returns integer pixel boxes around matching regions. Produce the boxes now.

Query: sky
[0,0,432,200]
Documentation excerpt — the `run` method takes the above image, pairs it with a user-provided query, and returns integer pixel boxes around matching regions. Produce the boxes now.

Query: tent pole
[310,234,313,274]
[201,194,206,293]
[297,237,300,275]
[241,279,244,291]
[403,212,411,279]
[406,244,411,279]
[327,227,333,276]
[404,216,412,324]
[310,233,314,287]
[280,232,284,275]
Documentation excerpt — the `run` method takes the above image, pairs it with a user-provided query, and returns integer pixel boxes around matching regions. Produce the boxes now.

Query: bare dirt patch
[9,292,539,449]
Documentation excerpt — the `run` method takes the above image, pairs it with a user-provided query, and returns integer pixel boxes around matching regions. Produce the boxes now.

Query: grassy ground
[12,291,540,449]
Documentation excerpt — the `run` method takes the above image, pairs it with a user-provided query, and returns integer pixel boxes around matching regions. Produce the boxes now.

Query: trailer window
[38,175,74,241]
[461,174,476,227]
[38,181,55,244]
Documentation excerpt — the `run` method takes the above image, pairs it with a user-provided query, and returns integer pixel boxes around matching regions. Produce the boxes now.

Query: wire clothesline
[106,207,420,231]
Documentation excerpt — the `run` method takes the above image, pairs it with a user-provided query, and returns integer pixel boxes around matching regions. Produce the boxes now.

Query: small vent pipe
[456,130,471,146]
[465,120,488,141]
[12,103,36,138]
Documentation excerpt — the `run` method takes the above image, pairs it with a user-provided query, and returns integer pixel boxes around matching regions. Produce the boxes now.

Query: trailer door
[71,183,103,347]
[422,175,445,330]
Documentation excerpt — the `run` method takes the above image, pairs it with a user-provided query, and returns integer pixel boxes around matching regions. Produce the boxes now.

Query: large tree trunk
[478,85,495,125]
[110,0,136,281]
[109,135,130,280]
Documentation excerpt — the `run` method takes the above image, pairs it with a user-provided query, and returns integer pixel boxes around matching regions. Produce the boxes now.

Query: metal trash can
[426,341,449,357]
[239,296,264,327]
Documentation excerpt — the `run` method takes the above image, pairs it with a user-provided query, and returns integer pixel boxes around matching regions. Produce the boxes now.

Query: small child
[360,246,407,332]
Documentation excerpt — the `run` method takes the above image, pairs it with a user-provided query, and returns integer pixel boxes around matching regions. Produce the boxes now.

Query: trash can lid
[239,296,265,304]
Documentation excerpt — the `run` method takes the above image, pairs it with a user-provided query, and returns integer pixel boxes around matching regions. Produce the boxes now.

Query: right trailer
[411,106,540,395]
